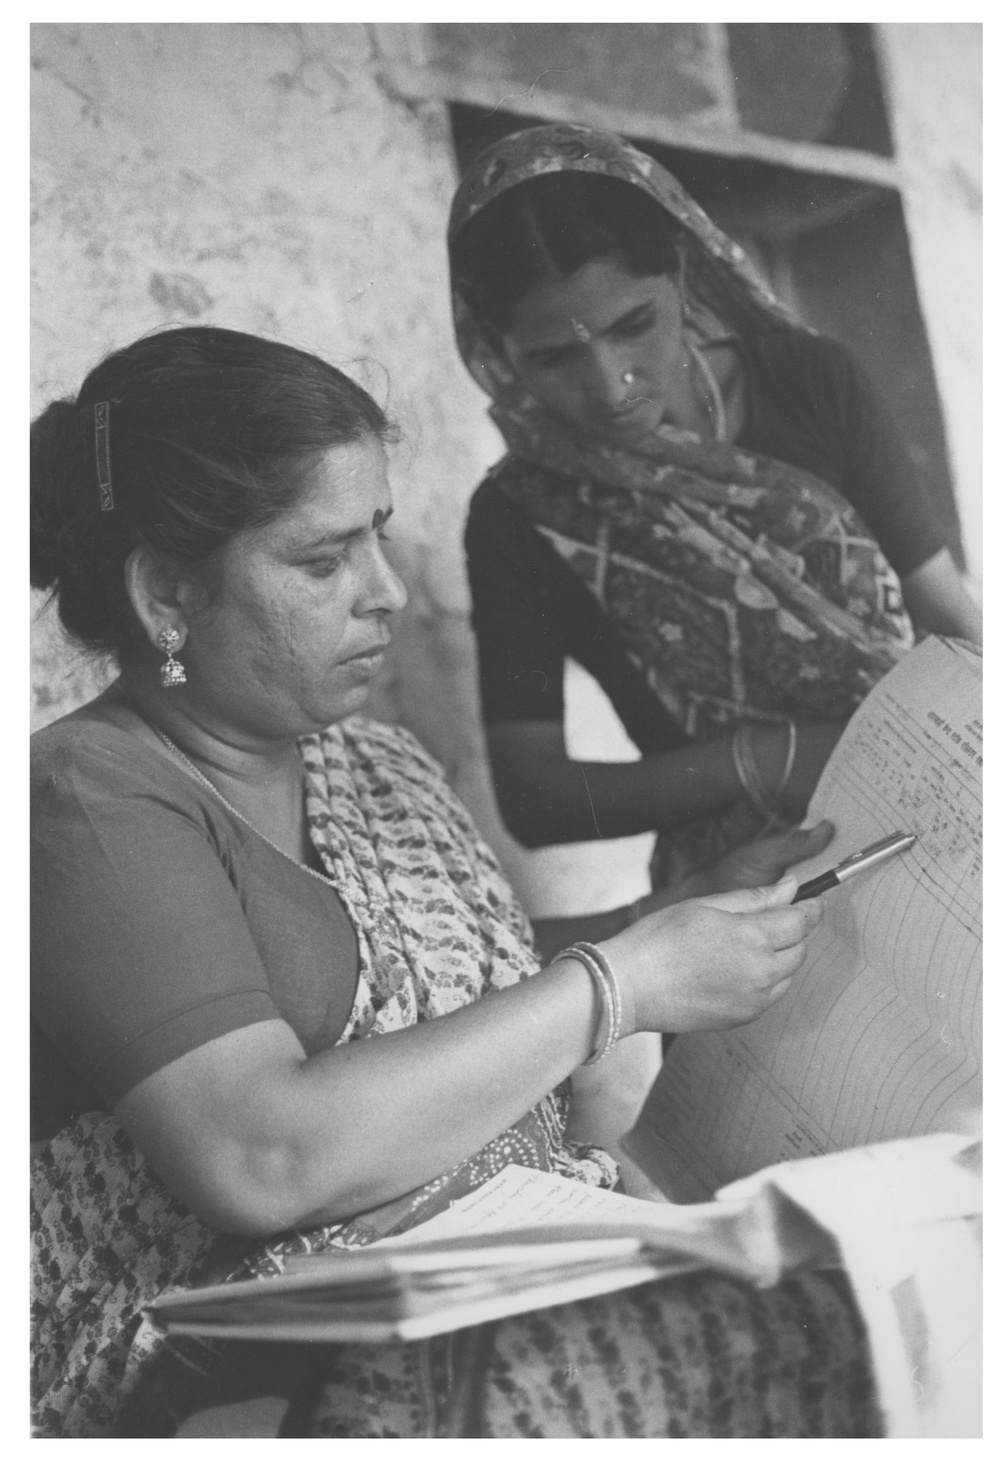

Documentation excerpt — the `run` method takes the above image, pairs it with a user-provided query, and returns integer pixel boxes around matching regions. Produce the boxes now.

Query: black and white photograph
[29,15,983,1441]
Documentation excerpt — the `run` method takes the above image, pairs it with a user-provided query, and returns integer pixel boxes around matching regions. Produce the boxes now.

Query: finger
[760,899,825,950]
[699,875,797,915]
[763,941,812,985]
[744,821,835,876]
[763,975,795,1007]
[754,820,834,858]
[780,820,835,863]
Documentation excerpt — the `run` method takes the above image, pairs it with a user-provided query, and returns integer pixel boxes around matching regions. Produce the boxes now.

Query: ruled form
[630,637,982,1202]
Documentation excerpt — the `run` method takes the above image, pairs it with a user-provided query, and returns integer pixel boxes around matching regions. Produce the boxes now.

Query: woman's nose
[362,540,408,615]
[582,347,632,409]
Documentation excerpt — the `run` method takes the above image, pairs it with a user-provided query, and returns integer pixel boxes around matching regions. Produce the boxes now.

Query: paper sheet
[719,1130,983,1438]
[150,1139,981,1435]
[629,637,982,1201]
[372,1163,687,1245]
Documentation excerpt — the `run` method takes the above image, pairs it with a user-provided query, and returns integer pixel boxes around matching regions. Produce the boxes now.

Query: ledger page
[629,638,982,1201]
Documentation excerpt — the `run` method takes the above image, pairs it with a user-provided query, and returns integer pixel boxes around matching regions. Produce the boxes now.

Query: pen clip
[838,832,912,872]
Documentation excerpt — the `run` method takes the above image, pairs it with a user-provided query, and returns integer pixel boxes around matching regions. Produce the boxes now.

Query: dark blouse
[465,329,947,750]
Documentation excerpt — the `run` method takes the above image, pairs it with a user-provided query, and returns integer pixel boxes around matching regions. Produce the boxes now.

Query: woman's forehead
[262,438,391,549]
[507,262,671,344]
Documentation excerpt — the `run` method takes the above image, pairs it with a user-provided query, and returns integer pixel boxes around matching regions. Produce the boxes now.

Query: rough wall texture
[30,20,644,914]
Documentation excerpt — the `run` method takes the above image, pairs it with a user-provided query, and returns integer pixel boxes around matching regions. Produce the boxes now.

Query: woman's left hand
[704,820,835,895]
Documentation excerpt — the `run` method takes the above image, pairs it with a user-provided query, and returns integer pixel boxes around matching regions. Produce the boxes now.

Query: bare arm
[901,547,982,643]
[115,881,823,1237]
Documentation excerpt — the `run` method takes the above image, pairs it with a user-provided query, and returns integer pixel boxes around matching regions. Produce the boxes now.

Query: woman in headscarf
[450,123,980,881]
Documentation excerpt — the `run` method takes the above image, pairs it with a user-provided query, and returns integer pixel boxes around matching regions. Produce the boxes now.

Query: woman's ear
[124,546,201,653]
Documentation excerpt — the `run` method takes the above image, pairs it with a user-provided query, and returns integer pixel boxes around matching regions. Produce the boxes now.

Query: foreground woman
[31,326,875,1437]
[451,124,980,878]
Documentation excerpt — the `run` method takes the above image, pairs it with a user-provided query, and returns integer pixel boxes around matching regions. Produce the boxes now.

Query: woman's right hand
[599,877,824,1039]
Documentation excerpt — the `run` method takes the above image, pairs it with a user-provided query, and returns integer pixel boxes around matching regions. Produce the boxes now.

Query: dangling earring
[157,627,187,688]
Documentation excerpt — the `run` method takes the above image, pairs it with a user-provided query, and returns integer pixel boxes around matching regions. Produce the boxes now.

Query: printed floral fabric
[449,124,914,868]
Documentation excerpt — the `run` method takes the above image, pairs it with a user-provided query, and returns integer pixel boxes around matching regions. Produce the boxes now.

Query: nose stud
[622,370,636,385]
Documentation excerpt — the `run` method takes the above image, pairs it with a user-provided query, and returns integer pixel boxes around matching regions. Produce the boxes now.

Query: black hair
[30,326,392,659]
[450,171,684,335]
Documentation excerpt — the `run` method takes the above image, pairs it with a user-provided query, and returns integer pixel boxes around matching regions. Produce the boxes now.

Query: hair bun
[30,397,83,591]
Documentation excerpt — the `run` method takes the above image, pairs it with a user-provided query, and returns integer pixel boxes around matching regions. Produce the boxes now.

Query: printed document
[629,637,982,1201]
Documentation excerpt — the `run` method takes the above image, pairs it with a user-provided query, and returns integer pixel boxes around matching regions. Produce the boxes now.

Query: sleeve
[31,739,281,1108]
[805,336,950,577]
[464,475,568,725]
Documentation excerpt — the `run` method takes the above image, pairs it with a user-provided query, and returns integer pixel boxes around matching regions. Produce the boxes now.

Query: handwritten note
[630,638,982,1201]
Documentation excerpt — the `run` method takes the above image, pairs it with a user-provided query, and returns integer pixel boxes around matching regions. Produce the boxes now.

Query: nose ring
[622,370,636,385]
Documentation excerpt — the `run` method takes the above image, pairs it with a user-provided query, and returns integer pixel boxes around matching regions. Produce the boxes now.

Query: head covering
[449,124,913,870]
[449,121,797,413]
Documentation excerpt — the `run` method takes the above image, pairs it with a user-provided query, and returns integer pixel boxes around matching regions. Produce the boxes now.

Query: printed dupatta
[448,123,913,741]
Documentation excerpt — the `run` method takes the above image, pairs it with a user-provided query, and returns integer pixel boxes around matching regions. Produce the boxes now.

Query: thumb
[780,820,835,863]
[699,874,798,914]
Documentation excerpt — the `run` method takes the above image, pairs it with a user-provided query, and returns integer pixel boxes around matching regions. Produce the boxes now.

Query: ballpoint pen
[791,830,917,903]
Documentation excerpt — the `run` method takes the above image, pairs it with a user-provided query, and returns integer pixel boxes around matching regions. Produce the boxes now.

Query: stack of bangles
[557,941,623,1066]
[731,719,797,833]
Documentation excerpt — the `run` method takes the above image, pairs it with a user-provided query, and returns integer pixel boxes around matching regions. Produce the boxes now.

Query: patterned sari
[449,124,914,870]
[32,718,881,1437]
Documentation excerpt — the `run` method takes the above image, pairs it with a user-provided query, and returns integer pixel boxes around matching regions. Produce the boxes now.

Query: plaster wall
[30,20,643,915]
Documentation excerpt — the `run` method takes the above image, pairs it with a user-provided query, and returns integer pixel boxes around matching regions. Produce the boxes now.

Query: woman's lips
[344,640,389,669]
[598,401,656,435]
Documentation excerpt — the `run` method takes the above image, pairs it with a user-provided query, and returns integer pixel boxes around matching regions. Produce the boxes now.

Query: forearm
[119,873,825,1236]
[293,967,601,1222]
[120,955,604,1236]
[496,739,744,847]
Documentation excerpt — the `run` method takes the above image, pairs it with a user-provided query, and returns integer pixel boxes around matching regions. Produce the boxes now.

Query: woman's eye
[530,349,575,371]
[303,557,345,579]
[615,312,655,339]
